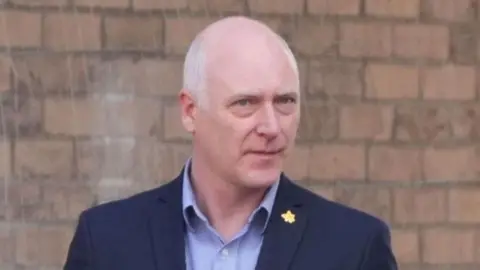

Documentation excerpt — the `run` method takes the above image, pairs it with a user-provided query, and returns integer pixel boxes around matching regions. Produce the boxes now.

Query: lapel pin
[281,210,295,224]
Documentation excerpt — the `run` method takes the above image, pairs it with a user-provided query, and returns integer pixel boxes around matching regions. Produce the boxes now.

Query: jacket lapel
[255,176,308,270]
[148,175,186,270]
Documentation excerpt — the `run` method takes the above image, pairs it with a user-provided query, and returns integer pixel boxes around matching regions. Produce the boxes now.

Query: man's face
[182,38,300,189]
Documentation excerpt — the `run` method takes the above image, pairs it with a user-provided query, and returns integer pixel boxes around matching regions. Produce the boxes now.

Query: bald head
[182,16,299,106]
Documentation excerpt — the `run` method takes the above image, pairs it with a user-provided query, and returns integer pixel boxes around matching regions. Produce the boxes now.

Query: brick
[365,63,420,99]
[188,0,244,12]
[284,145,310,180]
[11,0,66,6]
[0,94,42,138]
[308,144,365,181]
[451,24,477,64]
[74,0,129,8]
[0,56,10,92]
[393,187,447,224]
[394,104,480,143]
[0,225,13,264]
[297,101,337,141]
[0,142,10,178]
[423,64,476,100]
[339,104,394,140]
[308,60,362,98]
[7,182,43,221]
[365,0,420,18]
[15,140,73,179]
[311,186,334,201]
[449,188,480,223]
[105,16,163,51]
[165,18,215,55]
[340,22,392,58]
[248,0,304,14]
[391,229,420,263]
[423,0,474,21]
[15,226,73,266]
[0,11,41,48]
[393,24,449,60]
[424,146,479,182]
[423,228,475,264]
[13,54,97,93]
[289,19,336,56]
[44,96,161,136]
[334,186,391,222]
[91,58,183,96]
[307,0,360,15]
[163,102,191,140]
[368,146,422,181]
[43,185,94,221]
[44,13,101,51]
[133,0,187,9]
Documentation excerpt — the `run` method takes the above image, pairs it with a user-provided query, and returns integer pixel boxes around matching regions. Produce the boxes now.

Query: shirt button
[221,249,229,256]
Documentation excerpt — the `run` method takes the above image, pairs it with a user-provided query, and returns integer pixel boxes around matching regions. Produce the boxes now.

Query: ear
[179,89,196,133]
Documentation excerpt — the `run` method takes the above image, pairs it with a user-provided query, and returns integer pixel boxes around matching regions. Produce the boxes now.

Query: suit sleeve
[64,211,94,270]
[359,222,398,270]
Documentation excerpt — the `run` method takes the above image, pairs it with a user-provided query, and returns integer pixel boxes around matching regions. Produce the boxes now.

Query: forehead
[206,42,299,99]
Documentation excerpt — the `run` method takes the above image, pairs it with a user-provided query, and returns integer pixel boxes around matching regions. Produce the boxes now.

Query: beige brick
[449,188,480,223]
[393,24,449,60]
[15,140,73,179]
[165,18,215,55]
[0,141,11,178]
[308,61,362,98]
[91,58,183,96]
[44,13,101,51]
[0,225,13,264]
[105,16,163,50]
[284,145,310,180]
[311,186,334,201]
[340,22,392,58]
[424,146,479,182]
[395,104,479,143]
[297,101,337,141]
[74,0,129,8]
[133,0,187,9]
[289,19,336,56]
[424,0,474,21]
[248,0,304,14]
[452,24,477,64]
[0,56,10,92]
[365,0,420,18]
[44,96,161,136]
[391,229,420,263]
[188,0,244,12]
[393,187,447,224]
[334,186,391,222]
[43,185,94,221]
[309,144,365,181]
[15,226,73,266]
[423,64,476,100]
[163,102,191,140]
[423,228,475,264]
[307,0,361,15]
[11,0,66,6]
[339,104,394,140]
[0,11,41,48]
[365,63,420,99]
[13,54,97,93]
[368,146,422,181]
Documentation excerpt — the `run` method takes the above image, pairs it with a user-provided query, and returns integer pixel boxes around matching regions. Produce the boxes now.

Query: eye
[275,96,297,104]
[232,97,257,106]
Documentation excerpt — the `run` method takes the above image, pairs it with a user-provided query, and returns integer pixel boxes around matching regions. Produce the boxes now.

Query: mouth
[248,148,284,156]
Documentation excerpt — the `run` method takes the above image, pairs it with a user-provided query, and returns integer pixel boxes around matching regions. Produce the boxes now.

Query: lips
[248,148,284,155]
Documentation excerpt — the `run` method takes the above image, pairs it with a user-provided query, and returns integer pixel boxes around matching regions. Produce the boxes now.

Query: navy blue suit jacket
[64,172,398,270]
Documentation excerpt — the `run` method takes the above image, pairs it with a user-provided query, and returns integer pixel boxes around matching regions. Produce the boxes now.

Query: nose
[256,104,280,138]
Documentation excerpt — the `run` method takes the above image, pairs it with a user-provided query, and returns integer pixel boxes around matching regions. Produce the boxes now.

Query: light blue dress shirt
[182,158,279,270]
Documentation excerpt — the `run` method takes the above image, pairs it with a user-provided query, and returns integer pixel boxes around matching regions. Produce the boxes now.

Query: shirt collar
[181,158,279,233]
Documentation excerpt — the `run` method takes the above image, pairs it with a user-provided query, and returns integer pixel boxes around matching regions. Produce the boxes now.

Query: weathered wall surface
[0,0,478,269]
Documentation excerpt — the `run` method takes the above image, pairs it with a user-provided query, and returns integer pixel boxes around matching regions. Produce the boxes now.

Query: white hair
[182,30,300,106]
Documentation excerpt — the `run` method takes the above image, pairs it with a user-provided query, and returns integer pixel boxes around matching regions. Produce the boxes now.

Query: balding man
[64,16,398,270]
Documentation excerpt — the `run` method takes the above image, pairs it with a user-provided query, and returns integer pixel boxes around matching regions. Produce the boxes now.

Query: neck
[189,156,269,241]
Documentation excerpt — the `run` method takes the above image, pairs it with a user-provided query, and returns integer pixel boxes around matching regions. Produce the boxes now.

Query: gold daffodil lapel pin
[281,210,295,224]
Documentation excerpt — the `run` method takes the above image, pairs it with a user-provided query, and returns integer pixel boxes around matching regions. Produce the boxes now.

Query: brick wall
[0,0,478,269]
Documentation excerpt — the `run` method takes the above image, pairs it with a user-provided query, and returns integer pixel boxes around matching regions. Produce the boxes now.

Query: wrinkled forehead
[203,31,299,100]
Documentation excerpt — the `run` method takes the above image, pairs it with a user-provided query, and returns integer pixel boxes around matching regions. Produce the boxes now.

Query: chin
[240,168,281,189]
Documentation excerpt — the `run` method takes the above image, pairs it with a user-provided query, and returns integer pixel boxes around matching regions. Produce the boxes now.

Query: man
[64,16,398,270]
